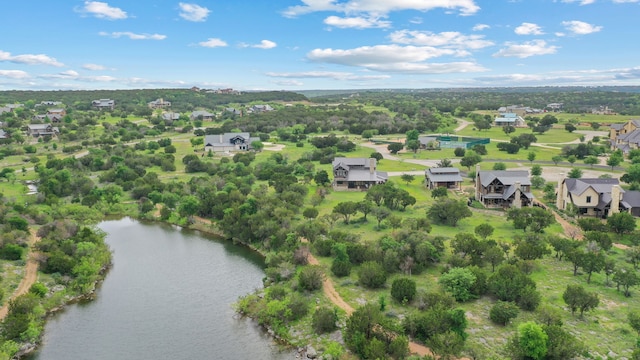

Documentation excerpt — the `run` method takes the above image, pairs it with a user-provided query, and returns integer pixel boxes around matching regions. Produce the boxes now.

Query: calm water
[29,218,295,360]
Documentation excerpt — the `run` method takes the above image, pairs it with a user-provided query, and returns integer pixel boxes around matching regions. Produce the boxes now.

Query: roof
[190,110,213,118]
[204,133,259,147]
[622,191,640,209]
[162,112,180,121]
[564,178,620,196]
[617,129,640,145]
[426,167,463,183]
[478,170,531,187]
[418,136,438,145]
[610,123,625,130]
[332,157,376,170]
[28,124,54,130]
[0,129,7,139]
[345,169,388,182]
[92,99,114,106]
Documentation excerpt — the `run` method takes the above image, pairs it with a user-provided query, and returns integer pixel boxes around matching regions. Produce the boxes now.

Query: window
[586,196,592,203]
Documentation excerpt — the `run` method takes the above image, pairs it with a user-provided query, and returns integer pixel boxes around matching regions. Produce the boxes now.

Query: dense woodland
[0,87,640,359]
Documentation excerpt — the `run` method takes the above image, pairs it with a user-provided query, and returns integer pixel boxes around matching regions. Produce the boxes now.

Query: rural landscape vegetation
[2,87,640,359]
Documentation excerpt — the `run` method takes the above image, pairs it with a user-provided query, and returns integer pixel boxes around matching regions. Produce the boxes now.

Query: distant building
[190,110,214,121]
[248,104,274,113]
[27,124,59,137]
[494,113,526,127]
[610,119,640,154]
[92,99,115,110]
[148,98,171,109]
[37,101,63,107]
[546,103,563,112]
[425,167,463,190]
[332,157,388,191]
[592,106,617,115]
[162,112,181,122]
[418,136,439,149]
[204,132,260,152]
[497,105,542,117]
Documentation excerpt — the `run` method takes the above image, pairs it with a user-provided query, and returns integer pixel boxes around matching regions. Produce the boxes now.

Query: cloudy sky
[0,0,639,91]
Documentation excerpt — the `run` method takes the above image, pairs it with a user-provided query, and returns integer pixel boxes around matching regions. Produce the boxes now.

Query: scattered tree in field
[437,158,453,167]
[562,284,599,316]
[527,151,536,164]
[406,140,421,153]
[358,261,387,289]
[401,173,415,184]
[370,152,383,162]
[530,164,542,176]
[584,156,599,168]
[565,123,577,133]
[607,151,623,170]
[507,207,555,233]
[439,267,477,302]
[314,169,330,186]
[552,155,563,165]
[387,142,404,154]
[613,266,639,297]
[460,150,482,170]
[372,206,391,228]
[298,265,324,291]
[493,162,506,170]
[508,322,548,360]
[312,307,338,334]
[391,278,417,303]
[302,207,319,220]
[567,155,577,166]
[568,167,583,178]
[474,223,494,240]
[454,147,466,157]
[607,211,636,234]
[503,125,516,135]
[490,301,519,326]
[333,201,359,224]
[427,199,472,227]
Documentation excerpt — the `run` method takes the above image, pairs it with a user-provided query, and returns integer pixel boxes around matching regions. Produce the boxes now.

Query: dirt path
[0,230,41,320]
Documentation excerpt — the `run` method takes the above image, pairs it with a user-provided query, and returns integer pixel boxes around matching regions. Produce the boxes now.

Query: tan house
[475,165,533,208]
[425,167,463,190]
[332,157,388,191]
[610,119,640,154]
[203,132,260,152]
[556,177,640,217]
[148,98,171,109]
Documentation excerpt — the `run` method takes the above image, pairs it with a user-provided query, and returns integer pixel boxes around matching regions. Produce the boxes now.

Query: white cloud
[560,0,595,5]
[178,3,210,22]
[389,30,494,50]
[266,71,390,81]
[307,44,486,74]
[240,40,277,49]
[612,0,639,3]
[40,70,80,79]
[323,16,391,29]
[514,22,544,35]
[99,32,166,40]
[198,38,228,48]
[562,20,603,35]
[493,40,558,58]
[77,1,127,20]
[0,50,64,67]
[283,0,480,18]
[0,70,29,79]
[83,63,106,71]
[472,24,490,31]
[409,17,423,24]
[274,80,304,86]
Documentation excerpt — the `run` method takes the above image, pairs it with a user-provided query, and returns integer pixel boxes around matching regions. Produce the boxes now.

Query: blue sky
[0,0,639,91]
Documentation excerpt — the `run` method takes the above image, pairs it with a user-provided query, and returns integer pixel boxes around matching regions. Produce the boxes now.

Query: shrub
[331,259,352,277]
[28,283,48,298]
[312,307,338,334]
[438,267,476,302]
[298,265,324,291]
[490,301,520,325]
[454,147,466,157]
[287,293,309,320]
[358,261,387,289]
[0,244,24,261]
[391,278,417,303]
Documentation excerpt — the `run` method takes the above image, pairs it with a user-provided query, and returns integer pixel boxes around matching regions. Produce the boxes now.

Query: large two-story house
[92,99,115,110]
[556,177,640,217]
[610,119,640,154]
[148,98,171,109]
[27,124,59,137]
[332,157,388,191]
[425,167,463,190]
[204,133,260,152]
[475,166,533,208]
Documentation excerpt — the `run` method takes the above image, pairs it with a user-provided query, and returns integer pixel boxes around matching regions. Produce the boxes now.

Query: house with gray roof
[224,107,242,116]
[474,165,533,208]
[0,129,8,141]
[418,136,439,149]
[494,113,525,127]
[204,132,260,152]
[27,124,59,137]
[332,157,388,191]
[148,98,171,109]
[610,119,640,154]
[92,99,115,110]
[248,104,274,113]
[190,110,214,121]
[162,112,181,122]
[556,177,640,217]
[425,167,463,190]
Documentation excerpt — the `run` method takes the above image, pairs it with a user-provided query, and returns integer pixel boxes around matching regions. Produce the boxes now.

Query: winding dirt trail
[304,248,434,357]
[0,230,41,320]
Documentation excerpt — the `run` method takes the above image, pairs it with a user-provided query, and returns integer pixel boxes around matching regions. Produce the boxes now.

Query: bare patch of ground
[0,230,41,320]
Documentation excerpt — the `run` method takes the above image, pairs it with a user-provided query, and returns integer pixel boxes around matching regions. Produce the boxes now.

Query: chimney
[369,158,375,174]
[611,184,621,214]
[513,181,522,209]
[556,173,565,210]
[475,163,482,201]
[219,134,223,143]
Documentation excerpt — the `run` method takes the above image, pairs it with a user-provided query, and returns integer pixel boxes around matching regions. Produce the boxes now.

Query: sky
[0,0,639,91]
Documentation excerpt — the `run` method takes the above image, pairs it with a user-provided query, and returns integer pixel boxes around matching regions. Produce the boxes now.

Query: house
[556,178,640,217]
[190,110,214,121]
[148,98,171,109]
[494,113,526,127]
[47,108,66,117]
[610,119,640,153]
[33,114,63,123]
[0,129,8,140]
[37,101,62,107]
[92,99,115,110]
[248,104,274,113]
[204,132,260,152]
[332,157,388,191]
[474,165,533,208]
[425,167,463,190]
[592,106,617,115]
[497,105,542,117]
[224,107,242,116]
[162,112,181,122]
[27,124,59,137]
[547,103,564,112]
[418,136,439,149]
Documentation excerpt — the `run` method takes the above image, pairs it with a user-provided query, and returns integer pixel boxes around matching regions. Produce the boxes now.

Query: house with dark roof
[190,110,214,121]
[162,112,181,122]
[148,98,171,109]
[474,165,533,208]
[248,104,274,113]
[27,124,59,137]
[610,119,640,154]
[332,157,388,191]
[92,99,115,110]
[425,167,463,190]
[204,133,260,152]
[224,107,242,116]
[556,178,640,217]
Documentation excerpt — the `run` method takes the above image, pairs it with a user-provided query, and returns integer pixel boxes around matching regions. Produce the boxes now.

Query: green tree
[552,155,563,165]
[503,125,516,135]
[493,162,507,170]
[607,152,623,170]
[579,248,605,284]
[584,155,599,168]
[607,211,636,234]
[387,142,403,154]
[568,167,583,178]
[460,150,482,170]
[439,267,477,302]
[489,301,519,325]
[391,278,417,303]
[401,173,415,184]
[358,261,387,289]
[628,310,640,335]
[406,140,420,153]
[429,331,465,360]
[563,284,599,316]
[313,170,330,186]
[613,266,639,297]
[474,223,494,239]
[530,164,542,176]
[312,306,338,334]
[333,201,358,224]
[298,265,324,291]
[178,195,200,219]
[372,206,391,228]
[543,324,584,360]
[507,207,555,233]
[511,322,548,360]
[565,123,577,133]
[527,151,536,164]
[427,199,472,227]
[431,186,448,199]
